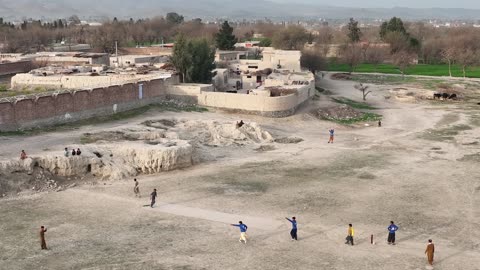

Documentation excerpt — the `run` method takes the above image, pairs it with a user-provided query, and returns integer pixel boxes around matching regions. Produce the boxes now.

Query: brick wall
[0,77,174,131]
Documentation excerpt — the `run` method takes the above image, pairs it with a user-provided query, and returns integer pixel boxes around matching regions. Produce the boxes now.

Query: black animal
[448,93,457,100]
[442,93,449,100]
[433,93,442,99]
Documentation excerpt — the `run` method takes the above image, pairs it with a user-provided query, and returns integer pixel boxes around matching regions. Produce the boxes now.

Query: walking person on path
[425,239,435,266]
[387,221,399,245]
[231,221,248,244]
[150,189,157,208]
[285,217,298,241]
[328,128,335,144]
[134,179,140,197]
[345,224,354,245]
[40,226,48,250]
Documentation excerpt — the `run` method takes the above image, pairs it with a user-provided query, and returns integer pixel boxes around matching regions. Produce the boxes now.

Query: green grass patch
[332,97,376,110]
[315,86,333,95]
[329,112,382,125]
[0,102,208,137]
[328,63,480,78]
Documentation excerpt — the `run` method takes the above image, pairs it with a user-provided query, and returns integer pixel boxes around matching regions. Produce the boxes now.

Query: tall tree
[441,47,456,77]
[170,34,190,83]
[166,12,184,25]
[347,18,361,43]
[215,21,237,50]
[380,17,407,39]
[186,39,216,83]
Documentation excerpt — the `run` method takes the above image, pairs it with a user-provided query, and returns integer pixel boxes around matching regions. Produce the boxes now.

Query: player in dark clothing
[286,217,298,240]
[150,189,157,208]
[387,221,399,245]
[40,226,48,250]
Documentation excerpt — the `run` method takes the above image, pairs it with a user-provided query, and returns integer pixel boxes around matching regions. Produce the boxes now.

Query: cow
[433,93,442,100]
[448,93,457,100]
[442,93,449,100]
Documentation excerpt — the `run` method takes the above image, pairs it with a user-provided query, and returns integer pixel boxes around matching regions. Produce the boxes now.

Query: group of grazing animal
[433,93,457,100]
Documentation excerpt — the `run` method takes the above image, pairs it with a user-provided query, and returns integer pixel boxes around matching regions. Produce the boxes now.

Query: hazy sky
[272,0,480,9]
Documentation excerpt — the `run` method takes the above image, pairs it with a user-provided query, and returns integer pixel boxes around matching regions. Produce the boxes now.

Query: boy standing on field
[231,221,248,244]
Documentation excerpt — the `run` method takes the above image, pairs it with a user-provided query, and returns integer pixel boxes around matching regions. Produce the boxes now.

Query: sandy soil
[0,74,479,270]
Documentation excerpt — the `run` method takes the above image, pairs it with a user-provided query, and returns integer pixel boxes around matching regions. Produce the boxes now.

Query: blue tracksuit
[233,224,248,232]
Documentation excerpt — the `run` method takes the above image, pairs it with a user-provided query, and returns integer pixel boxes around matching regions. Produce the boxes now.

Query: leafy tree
[300,50,327,76]
[186,39,216,83]
[347,18,361,43]
[166,12,184,25]
[170,34,190,83]
[272,25,308,50]
[380,17,407,39]
[258,37,272,47]
[215,21,237,50]
[170,35,216,83]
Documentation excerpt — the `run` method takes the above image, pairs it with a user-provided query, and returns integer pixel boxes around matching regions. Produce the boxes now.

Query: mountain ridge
[1,0,479,21]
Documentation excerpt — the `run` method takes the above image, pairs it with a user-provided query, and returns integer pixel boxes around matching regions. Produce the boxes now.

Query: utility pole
[115,40,119,67]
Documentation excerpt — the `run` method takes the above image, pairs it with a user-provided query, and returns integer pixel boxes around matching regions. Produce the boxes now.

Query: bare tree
[441,47,456,77]
[392,51,416,78]
[354,83,372,101]
[340,43,362,73]
[315,26,334,57]
[300,50,327,76]
[365,45,387,72]
[454,48,477,78]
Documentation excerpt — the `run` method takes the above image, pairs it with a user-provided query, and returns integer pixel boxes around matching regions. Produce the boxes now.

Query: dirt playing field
[1,73,479,270]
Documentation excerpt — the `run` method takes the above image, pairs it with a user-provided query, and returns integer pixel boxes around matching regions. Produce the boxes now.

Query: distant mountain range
[1,0,480,21]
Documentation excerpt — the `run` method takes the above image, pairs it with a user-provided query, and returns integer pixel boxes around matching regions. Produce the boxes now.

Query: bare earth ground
[1,74,480,270]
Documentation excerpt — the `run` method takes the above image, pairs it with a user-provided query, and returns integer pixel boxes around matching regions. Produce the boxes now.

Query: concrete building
[1,52,110,66]
[111,55,169,67]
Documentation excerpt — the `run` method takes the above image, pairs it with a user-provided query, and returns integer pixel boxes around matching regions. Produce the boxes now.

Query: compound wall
[0,77,173,131]
[0,61,33,76]
[198,82,314,117]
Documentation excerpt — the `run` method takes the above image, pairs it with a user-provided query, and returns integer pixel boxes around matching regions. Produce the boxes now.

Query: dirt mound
[274,137,304,144]
[331,73,352,80]
[311,105,364,121]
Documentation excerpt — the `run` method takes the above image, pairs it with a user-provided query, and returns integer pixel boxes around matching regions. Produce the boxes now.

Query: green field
[328,63,480,78]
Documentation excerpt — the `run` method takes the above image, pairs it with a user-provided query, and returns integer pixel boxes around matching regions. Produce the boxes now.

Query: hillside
[1,0,480,20]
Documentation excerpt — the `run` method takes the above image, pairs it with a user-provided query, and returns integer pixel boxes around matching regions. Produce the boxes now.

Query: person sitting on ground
[236,120,245,129]
[20,150,27,160]
[64,148,69,157]
[72,149,76,156]
[76,148,81,156]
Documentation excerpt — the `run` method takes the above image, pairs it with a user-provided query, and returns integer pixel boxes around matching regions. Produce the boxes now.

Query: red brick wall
[73,90,91,111]
[0,102,15,125]
[1,77,171,130]
[35,96,56,119]
[55,93,74,115]
[14,99,36,121]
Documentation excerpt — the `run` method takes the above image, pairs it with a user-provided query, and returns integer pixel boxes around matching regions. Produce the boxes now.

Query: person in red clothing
[20,150,27,160]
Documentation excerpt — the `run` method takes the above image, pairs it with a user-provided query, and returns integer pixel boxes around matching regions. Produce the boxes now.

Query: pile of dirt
[331,73,352,80]
[311,105,364,121]
[144,120,274,147]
